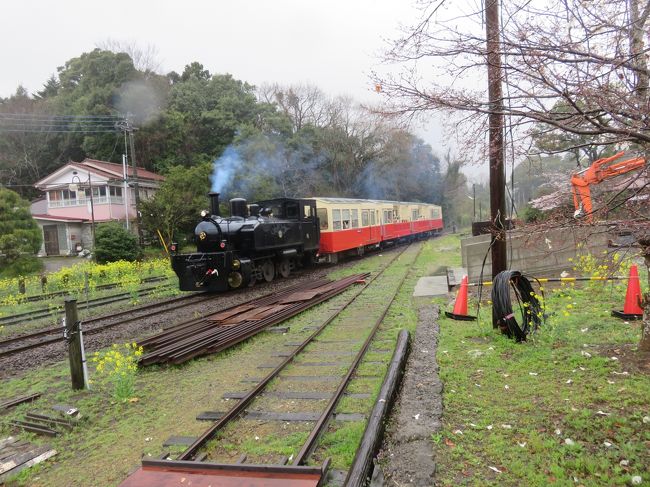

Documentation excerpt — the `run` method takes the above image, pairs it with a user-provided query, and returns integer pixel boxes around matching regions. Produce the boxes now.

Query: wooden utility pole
[64,299,85,390]
[486,0,507,281]
[127,119,144,246]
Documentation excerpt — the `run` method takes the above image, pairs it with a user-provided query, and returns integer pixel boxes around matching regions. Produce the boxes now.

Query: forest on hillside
[0,49,443,204]
[0,46,613,240]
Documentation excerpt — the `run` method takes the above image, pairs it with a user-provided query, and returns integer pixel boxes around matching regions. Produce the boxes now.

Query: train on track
[170,192,443,292]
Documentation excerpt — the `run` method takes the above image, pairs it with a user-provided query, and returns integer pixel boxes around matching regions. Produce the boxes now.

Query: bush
[0,255,43,279]
[521,205,545,223]
[94,222,142,264]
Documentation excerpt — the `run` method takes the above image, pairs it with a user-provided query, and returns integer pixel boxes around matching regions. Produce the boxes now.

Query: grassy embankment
[0,243,445,486]
[432,236,650,486]
[2,234,646,486]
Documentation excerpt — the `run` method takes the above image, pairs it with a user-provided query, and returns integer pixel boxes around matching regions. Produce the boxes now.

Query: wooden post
[64,299,85,390]
[18,278,25,295]
[84,271,90,311]
[40,274,47,293]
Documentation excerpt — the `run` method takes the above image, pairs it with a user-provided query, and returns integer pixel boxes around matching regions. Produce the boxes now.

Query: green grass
[4,234,645,486]
[433,255,650,485]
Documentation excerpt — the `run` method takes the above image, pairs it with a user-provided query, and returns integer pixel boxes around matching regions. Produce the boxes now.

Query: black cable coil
[491,270,544,342]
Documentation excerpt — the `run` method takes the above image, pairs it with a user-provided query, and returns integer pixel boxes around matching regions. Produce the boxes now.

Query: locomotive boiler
[171,192,320,292]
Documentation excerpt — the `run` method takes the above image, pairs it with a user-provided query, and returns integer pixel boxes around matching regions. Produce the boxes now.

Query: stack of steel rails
[137,273,369,366]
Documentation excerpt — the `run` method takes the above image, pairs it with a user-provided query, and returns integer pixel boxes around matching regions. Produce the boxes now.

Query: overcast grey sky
[1,0,458,163]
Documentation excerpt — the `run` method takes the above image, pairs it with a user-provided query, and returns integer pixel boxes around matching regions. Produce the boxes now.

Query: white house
[32,159,164,256]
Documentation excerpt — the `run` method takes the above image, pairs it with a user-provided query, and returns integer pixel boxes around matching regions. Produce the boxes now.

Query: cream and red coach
[310,197,443,263]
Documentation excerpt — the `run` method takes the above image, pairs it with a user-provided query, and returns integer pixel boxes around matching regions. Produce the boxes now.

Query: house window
[317,208,328,229]
[351,209,359,228]
[92,186,107,197]
[333,209,342,230]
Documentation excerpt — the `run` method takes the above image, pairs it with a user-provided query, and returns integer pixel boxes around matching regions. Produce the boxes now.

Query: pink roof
[32,214,88,222]
[80,159,165,181]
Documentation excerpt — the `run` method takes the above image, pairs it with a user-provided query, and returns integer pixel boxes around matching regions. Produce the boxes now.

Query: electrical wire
[491,270,544,342]
[0,113,128,133]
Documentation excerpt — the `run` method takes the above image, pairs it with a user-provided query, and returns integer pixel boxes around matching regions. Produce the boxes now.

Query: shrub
[521,205,545,223]
[94,222,142,264]
[0,255,43,278]
[91,343,143,401]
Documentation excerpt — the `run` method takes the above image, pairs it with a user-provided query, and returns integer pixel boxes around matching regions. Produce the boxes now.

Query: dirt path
[376,303,442,486]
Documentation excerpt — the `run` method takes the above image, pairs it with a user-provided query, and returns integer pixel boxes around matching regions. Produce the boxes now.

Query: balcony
[48,196,124,208]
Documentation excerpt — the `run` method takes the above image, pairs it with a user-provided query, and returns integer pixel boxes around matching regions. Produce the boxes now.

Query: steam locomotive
[171,192,320,292]
[170,192,443,292]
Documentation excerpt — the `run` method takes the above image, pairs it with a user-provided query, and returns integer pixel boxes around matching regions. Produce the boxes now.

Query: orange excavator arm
[570,152,647,222]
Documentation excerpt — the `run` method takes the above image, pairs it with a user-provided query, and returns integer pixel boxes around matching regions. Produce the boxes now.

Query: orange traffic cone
[612,264,644,320]
[445,275,477,321]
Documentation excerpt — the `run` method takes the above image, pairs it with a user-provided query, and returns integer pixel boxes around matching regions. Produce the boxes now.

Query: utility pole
[486,0,507,282]
[126,117,144,246]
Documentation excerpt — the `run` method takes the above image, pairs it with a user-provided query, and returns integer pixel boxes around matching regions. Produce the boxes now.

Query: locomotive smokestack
[208,192,221,217]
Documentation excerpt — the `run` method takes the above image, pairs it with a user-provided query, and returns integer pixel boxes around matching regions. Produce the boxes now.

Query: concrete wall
[461,226,610,280]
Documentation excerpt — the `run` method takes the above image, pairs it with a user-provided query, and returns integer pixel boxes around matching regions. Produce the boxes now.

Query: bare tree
[375,0,650,347]
[96,39,163,75]
[376,0,650,151]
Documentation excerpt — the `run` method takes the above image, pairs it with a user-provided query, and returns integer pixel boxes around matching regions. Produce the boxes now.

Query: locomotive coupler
[196,268,219,287]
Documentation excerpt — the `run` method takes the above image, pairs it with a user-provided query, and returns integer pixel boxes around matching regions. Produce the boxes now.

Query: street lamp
[70,171,96,251]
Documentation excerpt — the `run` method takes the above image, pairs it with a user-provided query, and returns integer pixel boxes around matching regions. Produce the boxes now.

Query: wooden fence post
[64,299,85,390]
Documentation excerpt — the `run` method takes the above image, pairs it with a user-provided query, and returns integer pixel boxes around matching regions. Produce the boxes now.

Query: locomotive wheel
[278,259,291,278]
[261,260,275,282]
[227,271,244,289]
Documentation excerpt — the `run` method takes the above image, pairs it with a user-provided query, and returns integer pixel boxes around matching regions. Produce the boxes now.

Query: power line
[0,113,127,133]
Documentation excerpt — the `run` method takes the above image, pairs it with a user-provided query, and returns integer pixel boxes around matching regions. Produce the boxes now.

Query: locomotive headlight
[232,259,241,270]
[200,209,209,218]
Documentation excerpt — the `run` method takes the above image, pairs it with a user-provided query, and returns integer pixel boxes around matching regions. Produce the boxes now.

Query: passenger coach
[310,197,443,263]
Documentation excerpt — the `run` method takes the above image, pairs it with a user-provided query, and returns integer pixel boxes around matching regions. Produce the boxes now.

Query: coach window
[351,209,359,228]
[303,205,312,219]
[317,208,328,229]
[362,210,369,227]
[371,211,376,225]
[342,209,351,229]
[333,209,342,230]
[412,209,418,221]
[383,210,391,223]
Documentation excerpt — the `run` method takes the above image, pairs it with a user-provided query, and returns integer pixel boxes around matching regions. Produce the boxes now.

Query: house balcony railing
[48,196,125,208]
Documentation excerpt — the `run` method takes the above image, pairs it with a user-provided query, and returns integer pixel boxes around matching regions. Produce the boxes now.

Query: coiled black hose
[491,270,544,342]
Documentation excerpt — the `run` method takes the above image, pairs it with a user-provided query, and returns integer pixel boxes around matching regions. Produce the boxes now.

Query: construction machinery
[571,152,647,222]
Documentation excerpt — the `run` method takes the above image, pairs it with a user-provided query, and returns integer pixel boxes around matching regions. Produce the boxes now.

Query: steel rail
[177,246,411,461]
[0,275,169,304]
[0,292,217,358]
[293,244,421,465]
[139,276,366,365]
[0,275,338,359]
[0,283,176,326]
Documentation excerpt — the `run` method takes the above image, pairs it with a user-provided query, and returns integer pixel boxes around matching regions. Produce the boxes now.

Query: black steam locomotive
[171,192,320,292]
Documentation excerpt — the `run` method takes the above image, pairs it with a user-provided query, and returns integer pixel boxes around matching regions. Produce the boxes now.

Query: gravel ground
[0,262,359,381]
[376,303,443,486]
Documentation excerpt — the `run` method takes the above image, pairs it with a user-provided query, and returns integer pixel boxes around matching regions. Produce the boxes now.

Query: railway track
[120,243,421,486]
[0,275,169,304]
[0,291,219,359]
[0,265,341,360]
[0,281,176,327]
